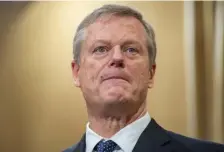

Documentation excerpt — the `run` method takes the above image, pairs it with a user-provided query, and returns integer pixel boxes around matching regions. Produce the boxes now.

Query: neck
[88,102,147,138]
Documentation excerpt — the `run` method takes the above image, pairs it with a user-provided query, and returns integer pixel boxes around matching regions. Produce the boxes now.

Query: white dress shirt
[85,112,151,152]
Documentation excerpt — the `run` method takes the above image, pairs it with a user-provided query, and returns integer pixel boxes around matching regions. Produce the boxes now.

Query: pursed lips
[101,75,129,83]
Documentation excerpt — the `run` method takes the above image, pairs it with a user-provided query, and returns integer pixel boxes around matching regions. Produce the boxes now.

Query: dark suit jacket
[63,118,224,152]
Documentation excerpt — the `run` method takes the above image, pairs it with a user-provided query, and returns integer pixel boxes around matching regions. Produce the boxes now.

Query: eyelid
[93,45,109,53]
[123,46,139,52]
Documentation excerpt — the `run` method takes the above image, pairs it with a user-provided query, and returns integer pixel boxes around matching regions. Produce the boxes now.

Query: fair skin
[72,15,156,138]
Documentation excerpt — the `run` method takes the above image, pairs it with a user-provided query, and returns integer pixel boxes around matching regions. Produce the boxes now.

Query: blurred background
[0,1,223,152]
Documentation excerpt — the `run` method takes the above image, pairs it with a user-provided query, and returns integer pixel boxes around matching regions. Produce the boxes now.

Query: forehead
[85,15,147,45]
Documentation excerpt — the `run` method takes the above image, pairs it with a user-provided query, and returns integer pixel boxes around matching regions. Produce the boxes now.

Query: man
[64,4,224,152]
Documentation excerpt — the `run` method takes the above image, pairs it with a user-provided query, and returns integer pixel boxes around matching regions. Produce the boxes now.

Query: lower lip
[103,78,127,83]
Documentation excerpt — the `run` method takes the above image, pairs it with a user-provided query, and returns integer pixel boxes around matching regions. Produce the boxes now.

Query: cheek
[79,59,104,86]
[129,62,150,86]
[80,64,95,83]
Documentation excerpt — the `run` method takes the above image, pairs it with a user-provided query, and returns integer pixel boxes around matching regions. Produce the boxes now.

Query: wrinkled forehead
[85,15,147,45]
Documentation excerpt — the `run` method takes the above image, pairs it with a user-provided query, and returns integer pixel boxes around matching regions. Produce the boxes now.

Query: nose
[109,45,125,68]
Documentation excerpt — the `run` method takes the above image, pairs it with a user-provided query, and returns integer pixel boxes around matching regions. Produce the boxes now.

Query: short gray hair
[73,4,157,66]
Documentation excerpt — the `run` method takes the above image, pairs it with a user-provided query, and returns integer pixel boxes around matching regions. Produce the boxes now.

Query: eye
[125,47,139,54]
[93,46,108,54]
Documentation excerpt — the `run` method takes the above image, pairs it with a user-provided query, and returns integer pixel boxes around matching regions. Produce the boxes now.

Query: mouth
[102,75,129,83]
[104,76,127,81]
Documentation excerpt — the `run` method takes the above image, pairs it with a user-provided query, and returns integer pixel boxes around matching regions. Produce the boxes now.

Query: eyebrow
[91,39,112,46]
[121,40,143,47]
[91,39,143,47]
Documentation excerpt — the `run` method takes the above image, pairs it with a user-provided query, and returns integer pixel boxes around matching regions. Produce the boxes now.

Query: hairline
[73,7,156,67]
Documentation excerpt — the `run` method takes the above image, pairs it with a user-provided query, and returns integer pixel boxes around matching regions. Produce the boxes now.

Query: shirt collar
[85,112,151,152]
[85,123,103,152]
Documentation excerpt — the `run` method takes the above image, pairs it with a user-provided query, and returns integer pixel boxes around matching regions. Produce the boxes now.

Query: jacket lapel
[132,118,192,152]
[72,134,86,152]
[72,119,192,152]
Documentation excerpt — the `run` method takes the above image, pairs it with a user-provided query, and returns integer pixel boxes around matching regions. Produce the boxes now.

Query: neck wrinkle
[88,102,147,138]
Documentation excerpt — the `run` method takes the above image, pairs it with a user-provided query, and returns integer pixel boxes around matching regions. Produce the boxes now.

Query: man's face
[72,15,155,111]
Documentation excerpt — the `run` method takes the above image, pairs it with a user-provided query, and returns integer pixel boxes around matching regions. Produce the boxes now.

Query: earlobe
[148,83,153,88]
[71,60,81,87]
[148,76,154,88]
[74,79,80,87]
[148,75,154,88]
[148,64,156,88]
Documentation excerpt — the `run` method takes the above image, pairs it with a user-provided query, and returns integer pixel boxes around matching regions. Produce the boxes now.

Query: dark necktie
[95,140,117,152]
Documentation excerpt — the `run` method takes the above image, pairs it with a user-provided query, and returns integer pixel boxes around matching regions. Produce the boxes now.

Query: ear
[71,60,80,87]
[148,64,156,88]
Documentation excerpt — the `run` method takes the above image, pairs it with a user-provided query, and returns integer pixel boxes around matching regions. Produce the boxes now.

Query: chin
[102,91,130,104]
[99,85,132,102]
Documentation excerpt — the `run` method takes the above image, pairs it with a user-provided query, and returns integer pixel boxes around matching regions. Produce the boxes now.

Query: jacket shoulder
[62,144,77,152]
[167,131,224,152]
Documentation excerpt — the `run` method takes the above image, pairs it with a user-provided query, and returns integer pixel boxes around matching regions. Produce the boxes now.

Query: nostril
[109,60,124,68]
[110,62,115,66]
[118,62,124,68]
